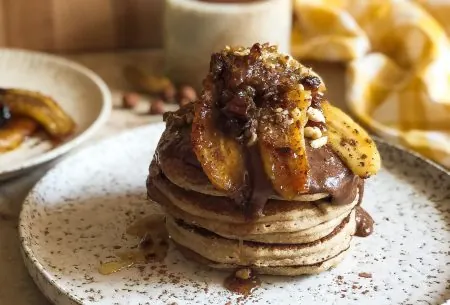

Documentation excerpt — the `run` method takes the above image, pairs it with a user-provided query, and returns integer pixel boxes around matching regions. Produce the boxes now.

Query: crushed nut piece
[246,132,258,147]
[275,107,283,113]
[235,268,252,280]
[310,136,328,149]
[307,107,325,123]
[304,126,322,139]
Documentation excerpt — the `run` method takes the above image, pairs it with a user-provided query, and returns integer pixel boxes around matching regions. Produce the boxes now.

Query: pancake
[167,210,356,267]
[162,199,350,243]
[175,241,350,276]
[145,44,378,278]
[159,155,329,201]
[149,171,359,231]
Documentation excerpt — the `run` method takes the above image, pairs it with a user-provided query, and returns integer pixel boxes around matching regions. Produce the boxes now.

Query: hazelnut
[178,85,197,104]
[149,99,166,115]
[310,136,328,149]
[304,126,322,139]
[160,83,177,104]
[307,107,326,123]
[122,92,140,109]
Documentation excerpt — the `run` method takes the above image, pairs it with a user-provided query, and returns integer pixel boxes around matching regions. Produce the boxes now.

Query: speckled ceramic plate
[0,49,111,181]
[19,123,450,305]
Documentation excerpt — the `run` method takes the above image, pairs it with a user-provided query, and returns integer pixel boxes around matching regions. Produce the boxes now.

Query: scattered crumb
[358,272,372,278]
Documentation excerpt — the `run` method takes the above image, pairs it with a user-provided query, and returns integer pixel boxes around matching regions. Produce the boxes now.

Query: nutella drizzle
[245,145,273,218]
[355,207,374,237]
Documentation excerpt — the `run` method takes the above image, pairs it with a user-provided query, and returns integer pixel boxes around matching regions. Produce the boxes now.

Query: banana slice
[0,88,75,140]
[192,83,246,195]
[258,88,311,199]
[0,117,38,152]
[322,101,381,177]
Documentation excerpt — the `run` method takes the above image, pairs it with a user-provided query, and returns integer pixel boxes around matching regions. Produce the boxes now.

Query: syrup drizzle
[224,269,261,296]
[98,214,168,275]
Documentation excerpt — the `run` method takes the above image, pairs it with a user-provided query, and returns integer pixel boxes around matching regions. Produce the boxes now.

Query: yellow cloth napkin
[293,0,450,168]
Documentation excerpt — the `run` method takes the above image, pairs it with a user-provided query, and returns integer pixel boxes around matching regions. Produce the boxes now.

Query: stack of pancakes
[147,106,362,276]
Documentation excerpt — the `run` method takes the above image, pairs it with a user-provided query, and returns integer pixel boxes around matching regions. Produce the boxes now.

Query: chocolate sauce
[306,143,362,205]
[224,269,261,295]
[354,206,374,237]
[246,145,273,218]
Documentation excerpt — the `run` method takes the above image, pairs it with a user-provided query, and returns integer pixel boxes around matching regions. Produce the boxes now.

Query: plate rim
[18,123,450,305]
[0,48,112,179]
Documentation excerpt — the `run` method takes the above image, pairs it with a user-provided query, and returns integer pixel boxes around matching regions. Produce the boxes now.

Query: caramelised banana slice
[258,88,311,199]
[192,80,246,196]
[0,117,38,152]
[0,88,75,139]
[322,101,381,178]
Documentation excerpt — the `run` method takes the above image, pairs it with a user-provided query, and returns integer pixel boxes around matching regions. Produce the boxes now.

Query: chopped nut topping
[310,136,328,149]
[304,126,322,139]
[235,268,252,280]
[246,132,258,146]
[307,107,326,123]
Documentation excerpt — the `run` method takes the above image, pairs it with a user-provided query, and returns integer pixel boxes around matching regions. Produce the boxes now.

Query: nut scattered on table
[123,65,172,94]
[161,84,177,104]
[149,99,166,115]
[178,85,197,102]
[122,92,140,109]
[122,65,199,114]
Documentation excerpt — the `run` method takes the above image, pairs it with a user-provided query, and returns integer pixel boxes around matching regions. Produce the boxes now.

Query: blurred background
[0,0,164,52]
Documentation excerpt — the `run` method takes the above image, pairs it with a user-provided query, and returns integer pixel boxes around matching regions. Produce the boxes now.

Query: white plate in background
[0,49,111,180]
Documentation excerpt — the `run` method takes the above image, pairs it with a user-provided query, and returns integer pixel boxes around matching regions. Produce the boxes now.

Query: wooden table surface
[0,50,346,305]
